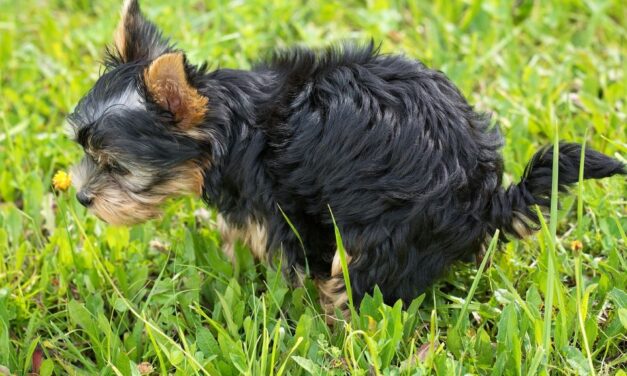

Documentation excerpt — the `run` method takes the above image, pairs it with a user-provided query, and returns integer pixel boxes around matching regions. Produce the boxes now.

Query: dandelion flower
[52,170,72,191]
[570,240,583,252]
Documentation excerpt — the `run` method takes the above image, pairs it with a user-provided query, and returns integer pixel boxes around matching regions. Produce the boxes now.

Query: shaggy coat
[70,0,626,314]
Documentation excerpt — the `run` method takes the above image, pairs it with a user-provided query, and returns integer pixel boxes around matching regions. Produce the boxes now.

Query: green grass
[1,0,626,374]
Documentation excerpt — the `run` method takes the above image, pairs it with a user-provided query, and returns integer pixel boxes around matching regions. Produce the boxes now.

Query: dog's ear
[144,52,208,128]
[114,0,171,62]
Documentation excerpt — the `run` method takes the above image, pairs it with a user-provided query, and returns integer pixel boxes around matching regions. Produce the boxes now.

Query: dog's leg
[217,214,239,263]
[217,214,268,264]
[316,249,352,324]
[317,236,458,324]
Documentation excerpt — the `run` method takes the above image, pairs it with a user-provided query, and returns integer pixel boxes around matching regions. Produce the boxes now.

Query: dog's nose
[76,191,93,207]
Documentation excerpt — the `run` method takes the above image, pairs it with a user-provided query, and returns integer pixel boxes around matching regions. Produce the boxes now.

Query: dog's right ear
[113,0,172,63]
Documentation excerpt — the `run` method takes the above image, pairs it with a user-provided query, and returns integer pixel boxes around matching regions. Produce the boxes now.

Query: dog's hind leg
[316,249,352,324]
[317,239,460,324]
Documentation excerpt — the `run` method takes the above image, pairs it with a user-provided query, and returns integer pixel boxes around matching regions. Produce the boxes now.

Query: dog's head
[68,0,209,225]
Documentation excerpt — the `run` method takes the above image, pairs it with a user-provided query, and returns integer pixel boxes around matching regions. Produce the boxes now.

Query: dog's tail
[488,142,625,239]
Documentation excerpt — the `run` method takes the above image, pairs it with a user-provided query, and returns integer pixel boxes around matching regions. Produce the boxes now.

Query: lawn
[0,0,626,374]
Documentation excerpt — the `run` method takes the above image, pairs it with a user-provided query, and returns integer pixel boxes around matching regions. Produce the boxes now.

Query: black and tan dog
[69,0,625,319]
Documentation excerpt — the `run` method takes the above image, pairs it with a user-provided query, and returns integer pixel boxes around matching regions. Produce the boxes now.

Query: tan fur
[316,277,348,324]
[511,212,535,238]
[144,53,208,128]
[74,163,203,226]
[155,165,204,196]
[113,0,134,60]
[217,214,268,262]
[91,185,161,226]
[317,250,352,324]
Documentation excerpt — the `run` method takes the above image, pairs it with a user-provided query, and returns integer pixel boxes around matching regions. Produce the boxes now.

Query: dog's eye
[105,161,129,175]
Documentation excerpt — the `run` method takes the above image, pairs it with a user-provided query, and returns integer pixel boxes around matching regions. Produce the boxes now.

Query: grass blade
[541,123,560,369]
[453,229,499,332]
[328,205,356,321]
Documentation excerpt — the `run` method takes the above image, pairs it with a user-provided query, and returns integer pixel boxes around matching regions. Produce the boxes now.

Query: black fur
[489,143,625,239]
[70,0,626,308]
[200,44,625,305]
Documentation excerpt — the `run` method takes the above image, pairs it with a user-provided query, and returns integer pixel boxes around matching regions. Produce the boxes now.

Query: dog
[69,0,625,320]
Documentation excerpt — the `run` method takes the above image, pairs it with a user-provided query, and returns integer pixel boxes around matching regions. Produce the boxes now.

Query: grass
[0,0,626,374]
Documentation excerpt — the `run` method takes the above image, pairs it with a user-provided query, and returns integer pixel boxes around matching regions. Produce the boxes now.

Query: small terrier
[69,0,625,318]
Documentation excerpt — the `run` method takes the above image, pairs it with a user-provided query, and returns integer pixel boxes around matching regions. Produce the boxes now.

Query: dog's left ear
[144,52,208,128]
[114,0,171,62]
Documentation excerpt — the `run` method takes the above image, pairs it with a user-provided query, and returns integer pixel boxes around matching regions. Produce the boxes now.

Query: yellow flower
[570,240,583,252]
[52,170,72,191]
